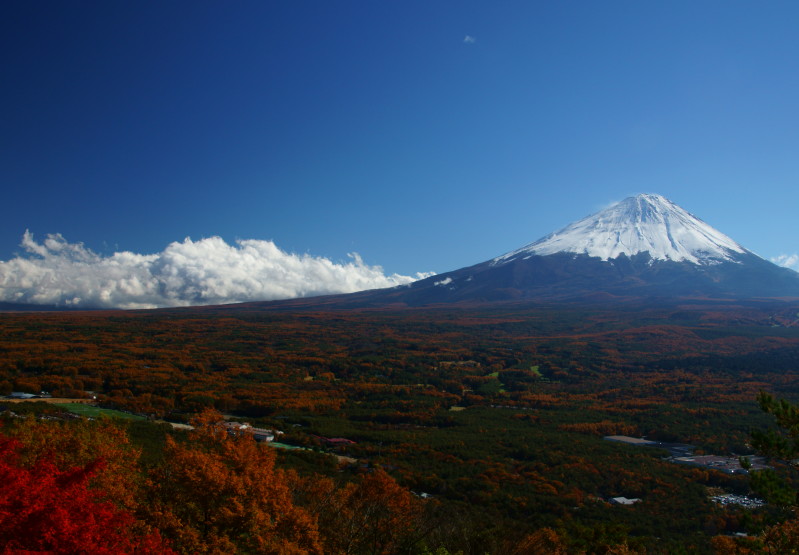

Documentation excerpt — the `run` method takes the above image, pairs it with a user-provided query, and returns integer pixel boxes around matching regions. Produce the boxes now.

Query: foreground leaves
[0,433,173,554]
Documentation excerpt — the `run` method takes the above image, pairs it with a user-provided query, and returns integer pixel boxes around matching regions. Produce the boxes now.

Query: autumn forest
[3,299,799,553]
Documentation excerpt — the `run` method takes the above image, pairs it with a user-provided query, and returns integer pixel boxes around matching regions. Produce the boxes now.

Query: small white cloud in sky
[0,231,434,309]
[597,198,622,211]
[772,253,799,272]
[463,35,476,44]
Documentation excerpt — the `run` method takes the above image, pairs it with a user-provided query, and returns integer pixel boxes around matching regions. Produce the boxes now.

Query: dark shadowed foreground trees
[714,392,799,554]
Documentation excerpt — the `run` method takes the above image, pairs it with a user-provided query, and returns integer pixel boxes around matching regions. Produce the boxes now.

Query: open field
[3,397,94,404]
[58,403,147,420]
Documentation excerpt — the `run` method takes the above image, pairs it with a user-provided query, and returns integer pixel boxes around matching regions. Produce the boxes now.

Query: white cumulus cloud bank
[772,254,799,272]
[0,232,433,309]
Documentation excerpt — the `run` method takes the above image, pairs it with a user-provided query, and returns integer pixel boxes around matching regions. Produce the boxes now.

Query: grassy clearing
[3,397,93,404]
[60,403,147,421]
[269,441,309,450]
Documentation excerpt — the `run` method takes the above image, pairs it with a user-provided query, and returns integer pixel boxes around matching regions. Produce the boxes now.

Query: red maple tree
[0,433,173,555]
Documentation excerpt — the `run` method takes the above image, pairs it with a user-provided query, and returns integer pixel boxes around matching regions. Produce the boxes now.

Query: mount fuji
[275,193,799,307]
[493,194,747,267]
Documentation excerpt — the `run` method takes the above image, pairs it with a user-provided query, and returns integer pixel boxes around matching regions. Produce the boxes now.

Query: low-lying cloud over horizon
[0,232,433,309]
[772,254,799,272]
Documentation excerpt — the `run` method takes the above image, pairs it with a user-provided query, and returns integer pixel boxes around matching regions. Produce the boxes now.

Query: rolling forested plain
[3,299,799,553]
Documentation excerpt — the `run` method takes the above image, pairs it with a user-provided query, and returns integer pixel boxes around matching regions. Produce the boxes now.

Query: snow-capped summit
[494,194,748,266]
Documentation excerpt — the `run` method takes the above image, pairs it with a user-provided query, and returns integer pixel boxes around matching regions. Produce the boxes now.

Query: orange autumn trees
[145,409,323,555]
[306,468,427,555]
[9,417,143,512]
[139,411,429,554]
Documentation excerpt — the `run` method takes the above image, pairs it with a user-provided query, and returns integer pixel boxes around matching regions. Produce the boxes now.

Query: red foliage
[0,434,173,555]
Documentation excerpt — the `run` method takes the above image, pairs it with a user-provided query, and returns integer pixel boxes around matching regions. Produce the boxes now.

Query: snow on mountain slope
[494,194,748,266]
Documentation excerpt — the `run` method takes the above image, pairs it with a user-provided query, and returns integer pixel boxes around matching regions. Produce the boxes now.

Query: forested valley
[3,299,799,553]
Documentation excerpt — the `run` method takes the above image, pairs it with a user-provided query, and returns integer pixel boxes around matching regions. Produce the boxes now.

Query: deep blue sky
[3,1,799,289]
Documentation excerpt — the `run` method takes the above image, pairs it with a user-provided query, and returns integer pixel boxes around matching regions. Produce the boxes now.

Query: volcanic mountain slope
[264,194,799,309]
